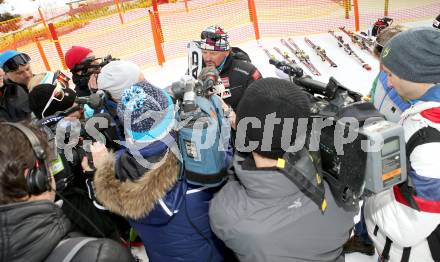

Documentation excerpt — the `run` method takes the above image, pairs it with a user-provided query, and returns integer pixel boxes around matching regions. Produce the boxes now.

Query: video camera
[271,59,407,210]
[71,55,118,76]
[171,67,222,116]
[169,68,231,187]
[36,113,112,192]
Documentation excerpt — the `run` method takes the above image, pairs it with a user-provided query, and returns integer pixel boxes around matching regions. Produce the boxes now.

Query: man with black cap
[364,27,440,262]
[209,78,355,262]
[0,50,33,122]
[200,25,261,112]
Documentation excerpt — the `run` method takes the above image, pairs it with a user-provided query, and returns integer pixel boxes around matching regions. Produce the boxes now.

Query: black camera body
[273,60,406,211]
[36,113,113,192]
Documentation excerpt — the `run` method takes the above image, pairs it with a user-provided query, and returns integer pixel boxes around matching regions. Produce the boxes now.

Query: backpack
[45,237,97,262]
[379,126,440,262]
[177,95,231,187]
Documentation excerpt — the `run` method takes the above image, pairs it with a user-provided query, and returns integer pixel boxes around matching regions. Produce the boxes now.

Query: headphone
[1,122,51,195]
[1,123,108,237]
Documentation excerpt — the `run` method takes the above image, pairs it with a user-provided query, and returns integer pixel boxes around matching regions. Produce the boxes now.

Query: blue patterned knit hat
[118,81,175,143]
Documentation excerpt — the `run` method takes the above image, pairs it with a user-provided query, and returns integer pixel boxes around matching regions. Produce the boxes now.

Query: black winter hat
[434,14,440,29]
[29,83,77,119]
[236,77,311,159]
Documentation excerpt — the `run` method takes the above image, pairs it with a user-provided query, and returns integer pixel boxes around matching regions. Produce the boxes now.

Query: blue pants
[354,203,373,245]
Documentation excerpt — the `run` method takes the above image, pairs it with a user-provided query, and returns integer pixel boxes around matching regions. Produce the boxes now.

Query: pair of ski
[279,38,321,76]
[339,26,374,54]
[328,30,371,71]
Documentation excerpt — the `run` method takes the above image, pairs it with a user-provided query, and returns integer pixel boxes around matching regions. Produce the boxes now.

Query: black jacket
[0,200,133,262]
[214,48,261,111]
[0,79,31,122]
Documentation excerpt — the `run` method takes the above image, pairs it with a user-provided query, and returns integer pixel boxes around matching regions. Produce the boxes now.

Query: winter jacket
[94,149,225,262]
[209,153,356,262]
[0,200,133,262]
[0,79,31,122]
[370,71,410,123]
[365,84,440,262]
[212,49,261,111]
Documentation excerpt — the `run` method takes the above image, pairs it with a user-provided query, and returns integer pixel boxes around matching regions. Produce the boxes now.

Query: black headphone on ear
[2,122,51,195]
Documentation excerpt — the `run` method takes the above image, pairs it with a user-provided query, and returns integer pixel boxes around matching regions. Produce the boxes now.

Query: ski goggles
[201,31,226,41]
[40,71,70,118]
[2,53,31,73]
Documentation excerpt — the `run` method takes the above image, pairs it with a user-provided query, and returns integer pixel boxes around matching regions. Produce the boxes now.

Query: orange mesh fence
[356,0,440,30]
[0,0,438,74]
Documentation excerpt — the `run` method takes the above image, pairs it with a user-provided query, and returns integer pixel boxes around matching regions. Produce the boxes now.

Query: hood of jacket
[94,149,180,220]
[233,153,303,199]
[0,200,71,262]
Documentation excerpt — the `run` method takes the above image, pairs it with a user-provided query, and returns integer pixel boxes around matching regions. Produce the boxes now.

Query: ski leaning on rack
[261,46,304,78]
[273,46,299,66]
[281,38,321,76]
[304,37,337,67]
[328,30,371,71]
[261,46,276,60]
[338,27,373,54]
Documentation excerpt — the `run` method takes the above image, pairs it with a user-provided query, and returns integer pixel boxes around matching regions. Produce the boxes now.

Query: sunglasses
[3,53,31,73]
[40,71,70,118]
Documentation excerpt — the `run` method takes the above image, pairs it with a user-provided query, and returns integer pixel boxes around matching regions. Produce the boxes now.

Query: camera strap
[276,149,327,213]
[399,126,440,211]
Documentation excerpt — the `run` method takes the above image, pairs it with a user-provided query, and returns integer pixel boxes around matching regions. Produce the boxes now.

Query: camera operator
[27,72,126,240]
[0,50,33,122]
[209,78,356,262]
[81,60,145,144]
[91,80,226,262]
[364,28,440,262]
[65,46,116,97]
[0,122,133,262]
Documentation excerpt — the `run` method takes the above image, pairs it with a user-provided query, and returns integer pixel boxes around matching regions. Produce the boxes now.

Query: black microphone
[269,58,304,78]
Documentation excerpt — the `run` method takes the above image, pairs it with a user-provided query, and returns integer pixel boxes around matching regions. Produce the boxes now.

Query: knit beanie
[200,25,230,51]
[65,46,93,70]
[118,80,175,144]
[380,27,440,83]
[29,80,77,119]
[434,14,440,29]
[97,60,142,103]
[236,78,311,159]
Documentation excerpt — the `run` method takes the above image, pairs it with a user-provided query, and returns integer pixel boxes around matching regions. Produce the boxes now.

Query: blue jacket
[93,145,225,262]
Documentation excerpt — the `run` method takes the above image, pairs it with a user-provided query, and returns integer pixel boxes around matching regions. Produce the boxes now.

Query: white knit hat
[97,60,142,102]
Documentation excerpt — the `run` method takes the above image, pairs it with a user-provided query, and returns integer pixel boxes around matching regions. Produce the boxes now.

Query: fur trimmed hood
[93,150,180,220]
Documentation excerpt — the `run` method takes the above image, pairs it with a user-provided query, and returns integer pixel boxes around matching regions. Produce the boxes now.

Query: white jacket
[365,99,440,262]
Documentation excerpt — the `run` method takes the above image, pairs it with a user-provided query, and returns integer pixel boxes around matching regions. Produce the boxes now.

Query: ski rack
[339,27,373,54]
[328,30,372,71]
[304,37,337,67]
[281,38,321,76]
[273,46,298,66]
